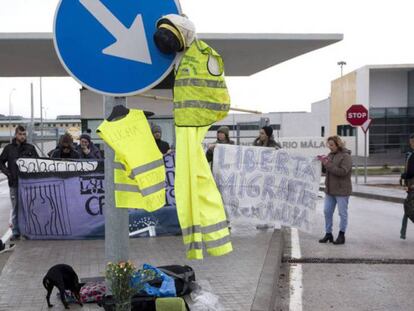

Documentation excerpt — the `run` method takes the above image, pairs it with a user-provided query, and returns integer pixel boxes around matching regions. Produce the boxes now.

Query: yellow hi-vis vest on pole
[175,126,232,259]
[174,40,230,127]
[97,109,165,212]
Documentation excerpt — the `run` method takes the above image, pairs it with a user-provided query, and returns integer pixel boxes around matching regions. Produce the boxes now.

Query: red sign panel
[346,105,368,126]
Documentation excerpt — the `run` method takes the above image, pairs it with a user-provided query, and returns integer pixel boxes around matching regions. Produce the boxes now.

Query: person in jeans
[318,135,352,245]
[0,125,39,240]
[400,133,414,239]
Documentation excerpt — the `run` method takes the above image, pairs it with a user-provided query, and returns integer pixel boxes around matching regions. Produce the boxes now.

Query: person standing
[49,133,80,159]
[253,126,281,230]
[318,135,352,245]
[0,125,39,240]
[152,125,171,155]
[206,126,235,163]
[253,126,281,149]
[400,134,414,239]
[75,133,102,159]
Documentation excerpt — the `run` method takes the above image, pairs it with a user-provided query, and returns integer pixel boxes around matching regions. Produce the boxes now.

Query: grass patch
[352,166,404,175]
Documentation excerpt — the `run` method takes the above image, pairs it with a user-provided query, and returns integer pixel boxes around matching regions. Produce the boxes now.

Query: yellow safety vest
[174,40,230,127]
[97,109,165,212]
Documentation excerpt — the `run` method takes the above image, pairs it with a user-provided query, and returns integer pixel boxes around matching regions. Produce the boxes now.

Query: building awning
[0,32,342,78]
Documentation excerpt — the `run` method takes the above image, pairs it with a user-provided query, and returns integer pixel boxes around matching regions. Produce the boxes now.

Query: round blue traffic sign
[54,0,181,96]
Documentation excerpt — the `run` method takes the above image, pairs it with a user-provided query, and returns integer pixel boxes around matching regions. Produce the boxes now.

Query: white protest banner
[213,145,321,232]
[16,158,99,173]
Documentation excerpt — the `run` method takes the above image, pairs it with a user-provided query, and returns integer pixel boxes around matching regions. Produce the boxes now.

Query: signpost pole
[364,130,368,184]
[355,128,358,185]
[104,96,129,265]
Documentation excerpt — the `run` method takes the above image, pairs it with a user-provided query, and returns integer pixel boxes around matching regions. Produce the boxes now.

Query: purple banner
[17,154,179,239]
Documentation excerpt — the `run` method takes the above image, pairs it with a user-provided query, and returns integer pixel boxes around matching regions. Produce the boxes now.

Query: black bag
[404,191,414,223]
[157,265,195,296]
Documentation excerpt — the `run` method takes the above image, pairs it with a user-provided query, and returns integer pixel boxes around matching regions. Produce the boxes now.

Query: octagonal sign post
[346,104,368,126]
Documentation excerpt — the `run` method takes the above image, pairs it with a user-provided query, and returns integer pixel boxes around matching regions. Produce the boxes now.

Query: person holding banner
[318,135,352,245]
[253,126,281,149]
[399,134,414,239]
[76,134,102,159]
[50,134,80,159]
[0,125,39,240]
[151,124,171,155]
[206,126,234,163]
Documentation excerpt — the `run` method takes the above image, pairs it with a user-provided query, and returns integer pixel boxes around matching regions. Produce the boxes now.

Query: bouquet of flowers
[105,261,137,310]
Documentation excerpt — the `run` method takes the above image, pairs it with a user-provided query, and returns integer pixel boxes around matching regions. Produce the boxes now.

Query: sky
[0,0,414,118]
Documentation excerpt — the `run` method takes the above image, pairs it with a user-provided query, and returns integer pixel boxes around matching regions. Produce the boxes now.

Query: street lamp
[337,61,347,77]
[8,88,16,143]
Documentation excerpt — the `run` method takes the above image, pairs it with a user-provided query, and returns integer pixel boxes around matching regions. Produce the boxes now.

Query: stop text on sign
[347,112,367,119]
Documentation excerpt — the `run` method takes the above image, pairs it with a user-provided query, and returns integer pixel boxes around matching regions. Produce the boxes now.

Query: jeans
[9,187,20,236]
[324,194,349,233]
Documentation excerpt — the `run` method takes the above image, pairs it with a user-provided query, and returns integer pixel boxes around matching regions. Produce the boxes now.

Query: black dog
[42,264,85,309]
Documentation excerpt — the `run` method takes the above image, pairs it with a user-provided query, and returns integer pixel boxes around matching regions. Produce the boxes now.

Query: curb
[350,191,404,204]
[251,229,284,311]
[319,186,405,204]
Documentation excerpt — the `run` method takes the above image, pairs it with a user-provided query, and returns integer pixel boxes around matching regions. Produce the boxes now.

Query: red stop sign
[346,105,368,126]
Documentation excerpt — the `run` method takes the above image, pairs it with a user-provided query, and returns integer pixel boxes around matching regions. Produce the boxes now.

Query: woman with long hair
[318,135,352,245]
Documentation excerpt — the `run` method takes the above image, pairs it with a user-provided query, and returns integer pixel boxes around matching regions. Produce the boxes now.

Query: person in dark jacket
[49,134,80,159]
[399,133,414,239]
[0,125,39,239]
[75,134,102,159]
[152,125,171,155]
[318,135,352,245]
[253,126,281,149]
[206,126,235,163]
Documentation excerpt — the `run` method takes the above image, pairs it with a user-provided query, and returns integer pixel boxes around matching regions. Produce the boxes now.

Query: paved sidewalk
[0,174,408,311]
[0,226,281,311]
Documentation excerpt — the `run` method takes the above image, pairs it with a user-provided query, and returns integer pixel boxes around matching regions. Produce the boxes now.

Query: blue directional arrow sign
[54,0,181,96]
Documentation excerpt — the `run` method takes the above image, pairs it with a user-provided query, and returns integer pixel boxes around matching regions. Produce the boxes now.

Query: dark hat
[80,133,91,143]
[262,126,273,137]
[217,126,230,136]
[154,19,184,54]
[152,125,162,134]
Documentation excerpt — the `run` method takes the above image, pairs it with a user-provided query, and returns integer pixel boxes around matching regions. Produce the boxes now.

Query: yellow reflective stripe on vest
[130,159,164,179]
[140,181,165,196]
[181,220,228,236]
[181,225,201,236]
[204,235,231,249]
[200,220,228,234]
[174,100,229,111]
[186,241,203,251]
[113,162,126,170]
[174,78,227,88]
[115,183,140,193]
[115,181,164,197]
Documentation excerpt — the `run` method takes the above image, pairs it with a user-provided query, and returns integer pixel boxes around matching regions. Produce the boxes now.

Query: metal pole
[8,88,15,143]
[40,77,44,155]
[355,127,358,184]
[232,113,235,140]
[104,96,129,265]
[364,131,368,183]
[28,83,34,144]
